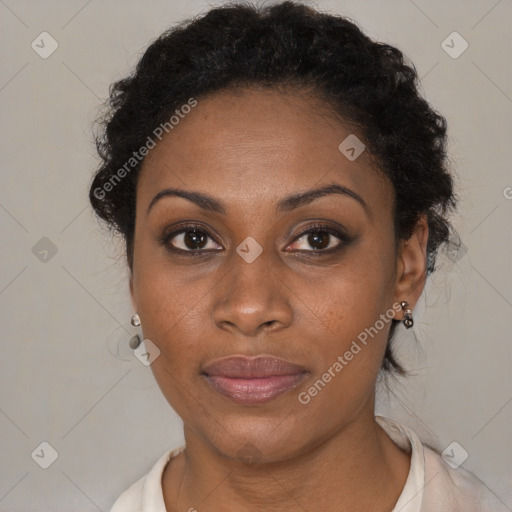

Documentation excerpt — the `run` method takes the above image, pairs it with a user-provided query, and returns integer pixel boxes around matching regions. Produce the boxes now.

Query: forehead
[138,87,393,216]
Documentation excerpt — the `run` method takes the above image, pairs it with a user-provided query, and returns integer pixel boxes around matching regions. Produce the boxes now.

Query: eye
[159,222,350,256]
[287,223,348,252]
[161,225,222,253]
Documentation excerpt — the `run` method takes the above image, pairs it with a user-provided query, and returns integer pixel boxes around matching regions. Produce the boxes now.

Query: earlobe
[129,272,137,311]
[392,215,429,316]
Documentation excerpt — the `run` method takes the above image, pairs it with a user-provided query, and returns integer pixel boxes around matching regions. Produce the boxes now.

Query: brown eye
[182,230,208,250]
[306,231,331,250]
[287,223,348,253]
[162,226,223,253]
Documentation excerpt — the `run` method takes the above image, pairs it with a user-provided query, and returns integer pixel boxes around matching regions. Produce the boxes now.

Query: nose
[212,249,293,337]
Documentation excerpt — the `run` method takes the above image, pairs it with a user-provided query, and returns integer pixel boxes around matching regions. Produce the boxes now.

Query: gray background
[0,0,511,510]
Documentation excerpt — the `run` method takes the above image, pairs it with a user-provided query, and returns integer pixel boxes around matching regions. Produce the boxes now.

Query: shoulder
[109,445,185,512]
[376,415,508,512]
[422,445,509,512]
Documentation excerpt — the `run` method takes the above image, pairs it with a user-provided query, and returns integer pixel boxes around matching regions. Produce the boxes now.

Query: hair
[89,0,458,375]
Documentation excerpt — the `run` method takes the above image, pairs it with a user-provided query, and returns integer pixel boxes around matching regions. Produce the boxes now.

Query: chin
[191,410,315,465]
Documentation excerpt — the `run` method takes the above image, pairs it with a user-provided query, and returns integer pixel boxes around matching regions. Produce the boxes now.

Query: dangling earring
[400,301,414,328]
[129,313,142,349]
[131,313,141,327]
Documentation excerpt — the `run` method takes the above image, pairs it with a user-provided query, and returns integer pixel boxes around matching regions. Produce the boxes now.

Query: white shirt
[110,415,508,511]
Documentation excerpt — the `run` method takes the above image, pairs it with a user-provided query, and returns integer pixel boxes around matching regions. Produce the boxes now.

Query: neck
[162,409,411,512]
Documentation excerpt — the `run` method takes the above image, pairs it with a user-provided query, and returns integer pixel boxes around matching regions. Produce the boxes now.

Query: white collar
[140,415,424,511]
[376,415,425,511]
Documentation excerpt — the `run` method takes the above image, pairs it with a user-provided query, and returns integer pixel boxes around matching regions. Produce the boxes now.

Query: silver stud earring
[400,301,414,329]
[129,313,141,349]
[130,313,141,327]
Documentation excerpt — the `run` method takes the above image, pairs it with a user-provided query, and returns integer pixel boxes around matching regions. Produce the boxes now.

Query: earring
[400,301,414,329]
[131,313,141,327]
[129,334,141,349]
[129,313,141,349]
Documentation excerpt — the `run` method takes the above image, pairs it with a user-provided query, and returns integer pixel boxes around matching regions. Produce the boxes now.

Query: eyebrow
[147,183,368,216]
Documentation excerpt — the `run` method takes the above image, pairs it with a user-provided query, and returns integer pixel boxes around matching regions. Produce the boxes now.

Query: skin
[129,86,429,511]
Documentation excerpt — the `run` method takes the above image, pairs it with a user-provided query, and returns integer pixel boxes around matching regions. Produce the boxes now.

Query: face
[130,87,421,463]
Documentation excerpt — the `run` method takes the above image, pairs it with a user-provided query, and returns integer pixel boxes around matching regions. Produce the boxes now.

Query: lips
[202,355,308,405]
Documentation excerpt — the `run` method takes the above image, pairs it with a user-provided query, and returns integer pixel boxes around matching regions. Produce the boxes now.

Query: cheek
[133,262,210,416]
[136,275,207,357]
[313,239,395,335]
[133,224,396,353]
[297,237,396,390]
[131,223,397,421]
[132,246,191,353]
[294,289,393,424]
[303,274,392,378]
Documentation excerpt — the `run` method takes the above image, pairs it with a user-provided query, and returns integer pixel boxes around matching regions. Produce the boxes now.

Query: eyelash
[159,222,351,256]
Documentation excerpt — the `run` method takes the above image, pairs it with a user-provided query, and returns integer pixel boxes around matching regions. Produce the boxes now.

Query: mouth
[202,354,308,405]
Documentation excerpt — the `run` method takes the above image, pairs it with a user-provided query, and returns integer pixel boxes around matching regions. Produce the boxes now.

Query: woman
[89,1,506,510]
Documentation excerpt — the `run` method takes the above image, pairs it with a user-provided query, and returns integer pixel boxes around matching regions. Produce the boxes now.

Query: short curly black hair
[89,0,458,375]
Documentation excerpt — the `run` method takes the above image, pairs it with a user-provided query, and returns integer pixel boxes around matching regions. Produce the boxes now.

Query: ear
[129,269,137,311]
[392,214,429,319]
